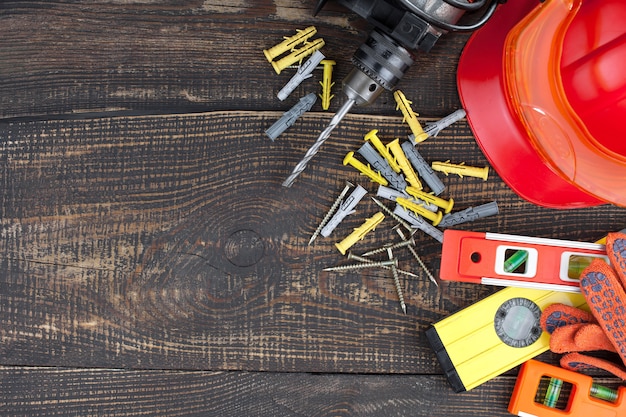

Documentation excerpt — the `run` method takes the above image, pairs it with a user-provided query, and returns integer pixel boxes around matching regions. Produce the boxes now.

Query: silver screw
[387,248,407,314]
[323,259,397,272]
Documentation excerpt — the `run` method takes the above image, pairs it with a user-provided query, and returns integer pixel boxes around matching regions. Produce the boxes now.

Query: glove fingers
[580,259,626,366]
[550,323,586,353]
[550,322,616,354]
[606,232,626,288]
[541,303,596,334]
[560,352,626,380]
[574,324,617,353]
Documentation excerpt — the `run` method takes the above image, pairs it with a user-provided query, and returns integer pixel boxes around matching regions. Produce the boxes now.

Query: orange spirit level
[509,360,626,417]
[439,230,608,292]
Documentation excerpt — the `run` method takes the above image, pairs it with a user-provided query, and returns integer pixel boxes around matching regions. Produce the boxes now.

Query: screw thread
[387,248,407,314]
[361,238,414,257]
[407,245,438,286]
[371,197,413,232]
[309,182,353,245]
[346,253,419,278]
[391,265,407,314]
[323,259,397,272]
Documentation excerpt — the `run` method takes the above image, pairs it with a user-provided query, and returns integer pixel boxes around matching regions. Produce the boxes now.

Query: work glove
[540,232,626,379]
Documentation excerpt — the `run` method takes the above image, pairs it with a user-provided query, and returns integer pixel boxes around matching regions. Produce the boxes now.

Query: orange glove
[540,232,626,379]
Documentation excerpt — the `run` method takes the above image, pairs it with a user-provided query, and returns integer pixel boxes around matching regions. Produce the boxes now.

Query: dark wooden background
[0,1,624,415]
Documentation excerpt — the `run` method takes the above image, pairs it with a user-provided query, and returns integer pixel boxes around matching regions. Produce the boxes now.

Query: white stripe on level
[481,278,581,293]
[484,232,605,251]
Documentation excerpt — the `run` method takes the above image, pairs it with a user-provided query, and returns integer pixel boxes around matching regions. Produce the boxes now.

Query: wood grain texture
[2,1,626,415]
[3,366,620,416]
[1,111,624,375]
[0,366,522,416]
[0,0,467,119]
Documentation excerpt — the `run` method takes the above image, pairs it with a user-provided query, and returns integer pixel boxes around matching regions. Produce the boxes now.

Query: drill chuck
[343,30,414,106]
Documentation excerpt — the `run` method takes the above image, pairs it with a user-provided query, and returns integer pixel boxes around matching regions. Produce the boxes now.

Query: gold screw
[323,259,397,272]
[346,252,419,278]
[387,248,407,315]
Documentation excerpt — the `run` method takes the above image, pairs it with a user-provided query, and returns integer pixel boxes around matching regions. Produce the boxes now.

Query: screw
[395,227,438,286]
[361,237,415,257]
[348,253,420,278]
[309,181,353,246]
[323,259,397,272]
[371,197,414,233]
[346,252,419,278]
[387,248,406,314]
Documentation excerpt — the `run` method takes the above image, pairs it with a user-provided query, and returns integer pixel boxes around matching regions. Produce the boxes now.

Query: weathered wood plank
[0,366,521,416]
[3,365,619,416]
[1,111,624,373]
[0,1,467,119]
[3,2,625,415]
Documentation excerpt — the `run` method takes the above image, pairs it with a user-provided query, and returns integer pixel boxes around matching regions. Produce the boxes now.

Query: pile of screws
[308,98,499,314]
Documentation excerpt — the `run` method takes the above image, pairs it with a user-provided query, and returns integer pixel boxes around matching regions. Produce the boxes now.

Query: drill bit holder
[317,0,501,106]
[343,30,414,107]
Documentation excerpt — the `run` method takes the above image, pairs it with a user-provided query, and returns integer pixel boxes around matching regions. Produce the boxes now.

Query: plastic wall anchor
[319,59,336,110]
[432,160,489,180]
[335,212,385,255]
[271,38,325,75]
[263,26,317,63]
[343,152,388,186]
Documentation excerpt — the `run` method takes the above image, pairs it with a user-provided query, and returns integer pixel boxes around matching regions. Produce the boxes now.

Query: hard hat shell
[457,0,626,208]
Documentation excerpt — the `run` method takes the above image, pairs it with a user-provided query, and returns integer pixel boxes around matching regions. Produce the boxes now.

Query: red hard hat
[457,0,626,208]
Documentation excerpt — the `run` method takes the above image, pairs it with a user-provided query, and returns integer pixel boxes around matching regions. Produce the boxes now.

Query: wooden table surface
[1,1,625,416]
